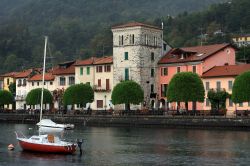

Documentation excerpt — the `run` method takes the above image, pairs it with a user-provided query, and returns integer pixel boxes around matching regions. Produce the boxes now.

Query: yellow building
[1,72,18,91]
[232,34,250,47]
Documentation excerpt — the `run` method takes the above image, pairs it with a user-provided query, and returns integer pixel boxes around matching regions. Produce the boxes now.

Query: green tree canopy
[8,82,16,96]
[25,88,53,105]
[167,72,205,110]
[111,80,144,110]
[0,90,14,107]
[232,71,250,103]
[63,83,94,106]
[207,89,229,110]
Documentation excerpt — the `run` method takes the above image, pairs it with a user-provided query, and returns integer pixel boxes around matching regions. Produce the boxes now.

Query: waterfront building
[15,68,42,109]
[202,64,250,116]
[0,76,3,90]
[0,72,18,91]
[111,22,170,110]
[232,34,250,47]
[158,43,236,111]
[75,56,113,111]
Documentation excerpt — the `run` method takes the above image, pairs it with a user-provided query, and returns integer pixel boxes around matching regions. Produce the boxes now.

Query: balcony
[93,85,111,92]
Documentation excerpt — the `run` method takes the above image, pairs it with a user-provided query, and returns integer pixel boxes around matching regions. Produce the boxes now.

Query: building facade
[158,44,236,111]
[202,64,250,116]
[232,34,250,47]
[75,56,113,110]
[112,22,167,110]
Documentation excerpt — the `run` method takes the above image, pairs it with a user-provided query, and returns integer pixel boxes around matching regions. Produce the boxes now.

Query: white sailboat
[36,36,74,133]
[16,36,77,154]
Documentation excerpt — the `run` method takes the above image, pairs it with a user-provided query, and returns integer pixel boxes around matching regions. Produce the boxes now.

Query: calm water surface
[0,123,250,166]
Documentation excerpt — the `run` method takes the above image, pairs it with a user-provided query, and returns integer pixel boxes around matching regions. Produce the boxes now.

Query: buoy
[8,144,14,151]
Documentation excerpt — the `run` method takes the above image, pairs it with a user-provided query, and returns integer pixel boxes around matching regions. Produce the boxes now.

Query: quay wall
[1,114,250,129]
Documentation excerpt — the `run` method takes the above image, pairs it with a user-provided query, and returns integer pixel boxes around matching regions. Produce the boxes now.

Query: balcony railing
[93,85,111,92]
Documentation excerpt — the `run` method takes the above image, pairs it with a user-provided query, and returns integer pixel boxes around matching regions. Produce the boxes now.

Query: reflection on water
[1,123,250,165]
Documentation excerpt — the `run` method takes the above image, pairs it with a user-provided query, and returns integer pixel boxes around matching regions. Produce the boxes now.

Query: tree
[0,90,14,108]
[111,80,144,111]
[232,71,250,103]
[63,83,94,107]
[26,88,53,106]
[167,72,205,111]
[207,89,229,112]
[8,82,16,96]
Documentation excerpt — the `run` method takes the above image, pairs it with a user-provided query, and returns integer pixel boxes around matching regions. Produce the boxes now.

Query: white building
[111,22,169,110]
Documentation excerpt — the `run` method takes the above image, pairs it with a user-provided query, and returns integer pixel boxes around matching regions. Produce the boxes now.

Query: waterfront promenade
[1,110,250,129]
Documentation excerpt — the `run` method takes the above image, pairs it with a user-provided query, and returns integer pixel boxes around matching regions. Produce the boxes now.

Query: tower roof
[112,22,162,30]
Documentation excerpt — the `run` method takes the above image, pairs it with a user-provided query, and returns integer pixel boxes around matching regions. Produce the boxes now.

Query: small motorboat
[37,119,74,133]
[15,132,77,154]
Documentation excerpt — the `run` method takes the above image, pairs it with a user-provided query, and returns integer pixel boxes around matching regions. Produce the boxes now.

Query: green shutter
[87,67,90,75]
[125,68,129,80]
[124,52,128,60]
[80,67,83,75]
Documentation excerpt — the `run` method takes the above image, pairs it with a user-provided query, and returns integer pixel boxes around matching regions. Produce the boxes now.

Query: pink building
[202,64,250,116]
[158,43,236,111]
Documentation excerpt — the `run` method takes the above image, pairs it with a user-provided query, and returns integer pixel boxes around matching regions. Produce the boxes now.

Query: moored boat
[15,132,77,154]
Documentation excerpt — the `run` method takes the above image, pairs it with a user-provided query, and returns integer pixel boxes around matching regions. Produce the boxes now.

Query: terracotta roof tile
[158,43,233,64]
[94,56,113,65]
[75,56,113,66]
[202,64,250,78]
[0,72,19,77]
[112,22,161,30]
[52,61,76,75]
[29,73,55,81]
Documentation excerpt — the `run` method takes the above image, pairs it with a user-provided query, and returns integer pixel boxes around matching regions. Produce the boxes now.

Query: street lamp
[104,95,107,112]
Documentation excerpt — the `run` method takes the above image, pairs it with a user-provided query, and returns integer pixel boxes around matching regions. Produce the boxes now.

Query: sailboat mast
[40,36,48,122]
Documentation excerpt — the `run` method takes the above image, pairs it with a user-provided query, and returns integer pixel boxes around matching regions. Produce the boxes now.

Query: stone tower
[111,22,164,109]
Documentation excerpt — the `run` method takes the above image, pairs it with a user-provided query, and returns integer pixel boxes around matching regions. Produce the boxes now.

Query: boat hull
[18,139,77,154]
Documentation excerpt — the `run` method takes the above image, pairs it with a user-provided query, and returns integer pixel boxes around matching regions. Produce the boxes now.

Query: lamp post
[104,95,107,112]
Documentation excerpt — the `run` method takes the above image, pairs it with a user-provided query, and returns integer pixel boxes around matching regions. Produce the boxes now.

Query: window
[32,82,34,86]
[87,67,90,75]
[106,79,110,90]
[151,84,154,93]
[50,82,53,85]
[161,68,168,76]
[97,100,103,108]
[37,82,39,86]
[216,81,221,90]
[161,84,168,97]
[206,98,210,107]
[151,68,155,77]
[177,67,181,73]
[119,35,124,46]
[7,78,9,85]
[23,79,27,86]
[124,52,128,60]
[132,34,134,44]
[125,68,129,80]
[105,65,111,72]
[60,77,66,86]
[80,67,83,75]
[96,66,103,73]
[192,66,196,73]
[239,103,243,107]
[98,79,101,87]
[44,82,46,85]
[248,101,250,107]
[145,34,148,45]
[151,52,154,61]
[163,44,167,51]
[205,82,210,91]
[18,79,22,87]
[229,99,233,107]
[69,77,75,85]
[228,81,233,90]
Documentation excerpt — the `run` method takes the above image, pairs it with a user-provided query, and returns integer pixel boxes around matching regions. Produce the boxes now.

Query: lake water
[1,123,250,166]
